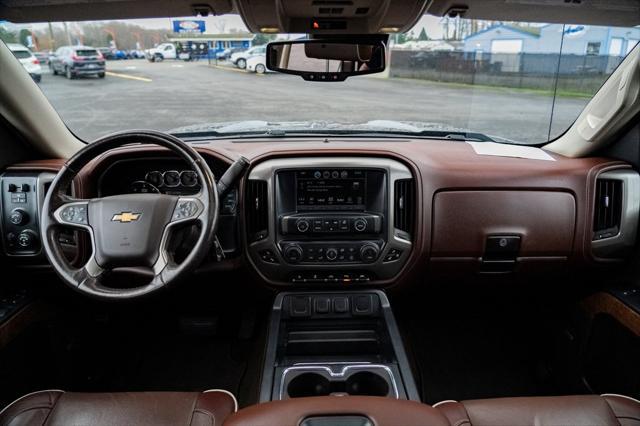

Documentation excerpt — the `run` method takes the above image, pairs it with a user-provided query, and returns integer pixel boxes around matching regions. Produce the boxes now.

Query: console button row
[290,272,372,284]
[288,294,376,318]
[281,215,381,235]
[282,242,381,264]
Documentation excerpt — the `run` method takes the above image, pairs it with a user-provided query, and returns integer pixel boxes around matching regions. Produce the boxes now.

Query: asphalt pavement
[37,59,589,144]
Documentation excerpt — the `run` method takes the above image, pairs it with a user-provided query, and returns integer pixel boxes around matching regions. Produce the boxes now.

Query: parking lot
[38,59,590,143]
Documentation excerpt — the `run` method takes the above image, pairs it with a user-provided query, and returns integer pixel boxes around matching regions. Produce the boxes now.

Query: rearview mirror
[266,39,386,82]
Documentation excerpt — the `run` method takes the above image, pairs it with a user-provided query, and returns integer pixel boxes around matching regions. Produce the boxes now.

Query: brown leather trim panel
[432,190,576,257]
[6,159,66,173]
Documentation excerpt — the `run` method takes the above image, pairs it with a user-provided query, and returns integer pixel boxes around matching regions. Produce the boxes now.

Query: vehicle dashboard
[1,137,638,288]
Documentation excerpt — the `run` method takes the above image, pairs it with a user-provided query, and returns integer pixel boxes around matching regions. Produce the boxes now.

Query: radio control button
[284,245,304,263]
[354,218,368,232]
[296,219,310,233]
[360,243,379,263]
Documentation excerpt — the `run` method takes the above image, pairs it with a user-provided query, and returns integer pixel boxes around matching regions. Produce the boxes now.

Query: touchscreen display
[296,169,366,210]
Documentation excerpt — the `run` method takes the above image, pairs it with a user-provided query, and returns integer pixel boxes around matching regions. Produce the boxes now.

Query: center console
[259,290,420,403]
[246,157,414,286]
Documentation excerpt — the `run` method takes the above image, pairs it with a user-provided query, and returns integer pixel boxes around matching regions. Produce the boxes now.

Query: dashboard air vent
[394,179,414,239]
[246,180,268,242]
[593,178,622,240]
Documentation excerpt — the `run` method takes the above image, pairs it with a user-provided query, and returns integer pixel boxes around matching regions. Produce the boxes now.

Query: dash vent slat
[593,178,622,240]
[246,180,268,242]
[394,179,414,239]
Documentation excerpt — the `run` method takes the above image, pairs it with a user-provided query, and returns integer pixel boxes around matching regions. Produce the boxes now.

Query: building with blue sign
[464,24,639,56]
[168,33,254,59]
[462,24,639,73]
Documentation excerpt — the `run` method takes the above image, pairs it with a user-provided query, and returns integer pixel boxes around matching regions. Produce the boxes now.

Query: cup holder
[345,371,389,396]
[284,367,394,399]
[287,372,331,398]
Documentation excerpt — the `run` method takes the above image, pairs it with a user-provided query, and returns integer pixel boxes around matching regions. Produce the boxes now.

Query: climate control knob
[9,209,28,226]
[283,244,303,263]
[296,219,310,233]
[325,248,338,261]
[360,243,379,263]
[353,218,367,232]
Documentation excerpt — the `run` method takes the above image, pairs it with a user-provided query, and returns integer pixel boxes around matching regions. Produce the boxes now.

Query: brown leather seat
[435,394,640,426]
[223,396,451,426]
[0,389,237,426]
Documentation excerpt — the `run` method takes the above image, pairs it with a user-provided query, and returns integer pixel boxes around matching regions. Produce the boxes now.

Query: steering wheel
[41,130,219,299]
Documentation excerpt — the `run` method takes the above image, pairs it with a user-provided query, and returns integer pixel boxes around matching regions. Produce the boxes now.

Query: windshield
[1,17,638,143]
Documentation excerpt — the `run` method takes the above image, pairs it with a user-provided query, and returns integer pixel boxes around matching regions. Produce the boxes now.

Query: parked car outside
[49,45,106,79]
[127,49,145,59]
[145,43,178,62]
[33,51,50,65]
[112,49,128,60]
[97,47,115,59]
[230,45,266,69]
[215,48,233,60]
[7,43,42,82]
[245,54,271,74]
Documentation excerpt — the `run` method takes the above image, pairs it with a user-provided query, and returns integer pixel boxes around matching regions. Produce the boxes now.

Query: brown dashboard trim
[4,139,630,288]
[6,158,66,173]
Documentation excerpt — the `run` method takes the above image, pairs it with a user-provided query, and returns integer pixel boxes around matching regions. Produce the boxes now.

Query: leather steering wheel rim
[40,130,219,300]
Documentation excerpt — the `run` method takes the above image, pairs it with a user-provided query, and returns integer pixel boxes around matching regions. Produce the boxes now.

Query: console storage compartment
[259,291,419,402]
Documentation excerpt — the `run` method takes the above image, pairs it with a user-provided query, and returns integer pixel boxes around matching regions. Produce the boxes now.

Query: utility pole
[62,21,72,45]
[47,22,55,50]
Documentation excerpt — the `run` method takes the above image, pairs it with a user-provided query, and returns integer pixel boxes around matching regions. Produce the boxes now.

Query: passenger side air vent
[593,179,623,240]
[394,179,414,239]
[246,180,268,242]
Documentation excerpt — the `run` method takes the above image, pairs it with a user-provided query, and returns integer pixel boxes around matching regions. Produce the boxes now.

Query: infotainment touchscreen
[296,169,366,210]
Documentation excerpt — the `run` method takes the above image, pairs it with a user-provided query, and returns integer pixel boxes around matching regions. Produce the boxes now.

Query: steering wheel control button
[173,199,199,220]
[59,204,88,225]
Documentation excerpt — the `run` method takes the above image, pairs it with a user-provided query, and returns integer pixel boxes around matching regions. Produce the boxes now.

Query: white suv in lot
[8,43,42,83]
[230,45,266,69]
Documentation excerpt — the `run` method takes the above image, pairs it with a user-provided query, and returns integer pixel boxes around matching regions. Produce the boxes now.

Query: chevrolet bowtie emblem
[111,212,142,223]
